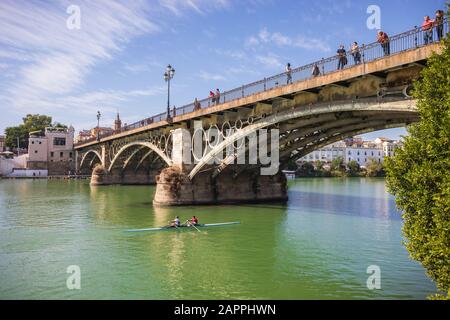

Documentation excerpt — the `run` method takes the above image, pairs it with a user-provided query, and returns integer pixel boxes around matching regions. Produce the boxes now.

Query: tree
[330,156,346,176]
[385,10,450,299]
[366,158,385,177]
[347,160,361,176]
[4,114,53,149]
[296,162,315,177]
[285,158,299,171]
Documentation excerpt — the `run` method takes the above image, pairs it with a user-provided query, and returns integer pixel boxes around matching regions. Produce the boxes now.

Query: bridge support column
[153,167,287,206]
[90,167,159,186]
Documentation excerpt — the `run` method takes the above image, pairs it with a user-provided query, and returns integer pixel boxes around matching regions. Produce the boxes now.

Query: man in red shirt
[422,15,435,45]
[189,216,199,226]
[377,31,390,56]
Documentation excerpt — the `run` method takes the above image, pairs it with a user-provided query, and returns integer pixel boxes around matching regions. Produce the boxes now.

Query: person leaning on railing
[311,64,320,78]
[422,15,435,45]
[193,98,201,111]
[215,89,221,105]
[351,42,362,65]
[286,63,293,84]
[337,45,347,70]
[209,91,216,105]
[435,10,445,41]
[377,31,390,56]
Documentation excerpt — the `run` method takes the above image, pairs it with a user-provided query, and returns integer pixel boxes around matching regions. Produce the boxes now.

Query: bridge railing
[76,18,448,146]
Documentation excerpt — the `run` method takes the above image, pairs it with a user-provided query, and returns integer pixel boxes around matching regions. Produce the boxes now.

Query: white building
[0,154,28,177]
[301,143,346,163]
[27,126,75,175]
[300,136,401,167]
[345,146,383,166]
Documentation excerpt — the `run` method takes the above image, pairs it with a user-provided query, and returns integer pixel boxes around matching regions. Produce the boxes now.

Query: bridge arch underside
[212,109,418,179]
[154,103,418,206]
[88,142,171,186]
[79,150,102,175]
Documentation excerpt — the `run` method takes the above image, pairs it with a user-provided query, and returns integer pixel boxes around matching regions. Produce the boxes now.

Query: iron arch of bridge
[282,122,408,165]
[188,98,417,180]
[107,141,172,173]
[213,116,415,179]
[79,149,103,170]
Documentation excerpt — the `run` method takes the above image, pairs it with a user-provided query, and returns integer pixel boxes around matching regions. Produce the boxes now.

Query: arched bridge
[74,23,446,206]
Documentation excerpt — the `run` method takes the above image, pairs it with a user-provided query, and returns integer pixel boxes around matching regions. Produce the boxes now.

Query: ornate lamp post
[164,64,175,122]
[96,110,101,141]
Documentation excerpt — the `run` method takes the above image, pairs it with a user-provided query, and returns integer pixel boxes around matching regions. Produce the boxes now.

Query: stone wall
[153,166,288,206]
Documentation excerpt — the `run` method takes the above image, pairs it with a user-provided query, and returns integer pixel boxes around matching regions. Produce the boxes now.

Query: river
[0,178,435,299]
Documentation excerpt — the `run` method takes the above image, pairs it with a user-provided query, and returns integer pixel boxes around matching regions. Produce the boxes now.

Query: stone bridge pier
[153,166,288,206]
[151,126,288,206]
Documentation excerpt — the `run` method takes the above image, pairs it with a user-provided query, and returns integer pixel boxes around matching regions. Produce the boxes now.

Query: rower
[189,216,199,226]
[170,216,181,227]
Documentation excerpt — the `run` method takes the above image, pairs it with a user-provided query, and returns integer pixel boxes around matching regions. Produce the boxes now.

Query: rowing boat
[125,222,240,233]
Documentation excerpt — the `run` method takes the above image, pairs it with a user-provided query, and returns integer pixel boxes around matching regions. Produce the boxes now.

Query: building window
[69,152,73,158]
[31,141,35,144]
[54,137,66,146]
[34,150,38,154]
[60,152,64,158]
[51,152,54,157]
[39,141,42,144]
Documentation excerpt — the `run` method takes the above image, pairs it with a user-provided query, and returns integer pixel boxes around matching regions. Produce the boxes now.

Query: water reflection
[0,179,435,299]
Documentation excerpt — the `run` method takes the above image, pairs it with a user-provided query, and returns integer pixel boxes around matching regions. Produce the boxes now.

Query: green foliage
[4,114,54,149]
[385,24,450,298]
[366,158,385,177]
[347,160,361,176]
[330,156,345,172]
[285,158,299,171]
[296,162,315,177]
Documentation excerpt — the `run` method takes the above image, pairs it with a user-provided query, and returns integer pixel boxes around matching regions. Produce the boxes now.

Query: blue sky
[0,0,446,140]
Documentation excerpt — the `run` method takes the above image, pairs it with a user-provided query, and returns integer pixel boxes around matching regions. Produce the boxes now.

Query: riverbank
[0,175,91,180]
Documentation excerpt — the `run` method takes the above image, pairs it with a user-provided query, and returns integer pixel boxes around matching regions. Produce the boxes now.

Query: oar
[186,220,201,233]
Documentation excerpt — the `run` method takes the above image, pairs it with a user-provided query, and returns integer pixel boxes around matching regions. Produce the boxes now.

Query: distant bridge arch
[79,149,103,171]
[107,141,173,173]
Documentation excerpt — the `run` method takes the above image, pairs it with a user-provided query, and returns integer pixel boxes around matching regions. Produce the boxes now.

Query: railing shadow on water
[76,19,448,146]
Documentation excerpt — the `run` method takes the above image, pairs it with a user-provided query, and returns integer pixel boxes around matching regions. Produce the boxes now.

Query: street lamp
[96,111,101,141]
[164,64,175,122]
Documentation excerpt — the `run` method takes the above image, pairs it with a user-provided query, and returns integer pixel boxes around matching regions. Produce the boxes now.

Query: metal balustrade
[76,19,448,146]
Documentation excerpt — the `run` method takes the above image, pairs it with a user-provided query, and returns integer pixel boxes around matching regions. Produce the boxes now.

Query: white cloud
[256,54,283,69]
[215,49,246,60]
[246,27,331,52]
[0,0,158,114]
[158,0,230,16]
[198,71,227,82]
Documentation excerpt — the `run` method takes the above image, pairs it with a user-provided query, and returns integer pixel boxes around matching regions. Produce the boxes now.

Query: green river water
[0,178,435,299]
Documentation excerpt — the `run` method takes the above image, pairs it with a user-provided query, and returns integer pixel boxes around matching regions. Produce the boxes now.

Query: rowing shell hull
[125,222,241,233]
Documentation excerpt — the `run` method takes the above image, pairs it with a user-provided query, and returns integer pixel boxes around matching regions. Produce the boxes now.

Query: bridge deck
[75,42,442,150]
